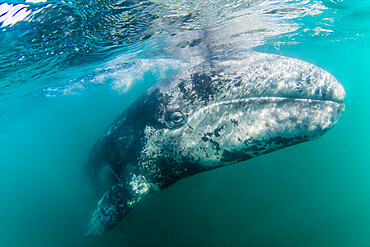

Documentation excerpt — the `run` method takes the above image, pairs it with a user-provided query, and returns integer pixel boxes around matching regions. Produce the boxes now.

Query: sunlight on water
[0,0,369,246]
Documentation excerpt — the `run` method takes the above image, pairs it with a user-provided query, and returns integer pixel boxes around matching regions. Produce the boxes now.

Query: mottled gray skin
[84,52,345,236]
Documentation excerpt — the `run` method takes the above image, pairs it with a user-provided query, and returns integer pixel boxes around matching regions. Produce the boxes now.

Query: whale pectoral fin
[85,179,149,237]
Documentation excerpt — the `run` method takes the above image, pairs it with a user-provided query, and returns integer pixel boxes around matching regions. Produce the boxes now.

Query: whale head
[135,52,345,184]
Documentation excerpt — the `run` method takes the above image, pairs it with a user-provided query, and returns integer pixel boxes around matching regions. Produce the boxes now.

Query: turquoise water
[0,0,369,246]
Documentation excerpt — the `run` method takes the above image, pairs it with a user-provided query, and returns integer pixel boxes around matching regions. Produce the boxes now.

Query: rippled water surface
[0,0,369,246]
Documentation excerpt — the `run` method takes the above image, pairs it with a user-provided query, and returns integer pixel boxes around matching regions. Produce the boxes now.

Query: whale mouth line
[209,96,345,108]
[256,96,344,104]
[188,96,345,124]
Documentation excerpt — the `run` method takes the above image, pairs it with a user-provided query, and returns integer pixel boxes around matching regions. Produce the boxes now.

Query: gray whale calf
[84,52,345,236]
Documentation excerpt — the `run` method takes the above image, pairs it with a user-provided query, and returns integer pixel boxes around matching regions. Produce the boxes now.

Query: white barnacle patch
[130,174,150,195]
[127,198,136,207]
[142,126,162,158]
[140,126,168,178]
[140,124,185,174]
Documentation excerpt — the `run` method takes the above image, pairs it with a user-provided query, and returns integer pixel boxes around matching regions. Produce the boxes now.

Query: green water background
[0,37,369,247]
[0,2,370,247]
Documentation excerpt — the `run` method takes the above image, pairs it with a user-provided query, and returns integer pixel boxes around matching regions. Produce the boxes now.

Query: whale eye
[164,110,186,128]
[171,111,184,123]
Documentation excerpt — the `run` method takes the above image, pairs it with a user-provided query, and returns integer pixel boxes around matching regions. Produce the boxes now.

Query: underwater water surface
[0,0,369,246]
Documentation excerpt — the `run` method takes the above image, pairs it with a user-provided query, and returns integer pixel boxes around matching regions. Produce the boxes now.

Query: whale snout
[309,68,345,104]
[326,77,346,103]
[304,68,345,131]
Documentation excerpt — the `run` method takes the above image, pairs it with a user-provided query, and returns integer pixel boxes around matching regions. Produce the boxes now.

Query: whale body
[84,52,345,236]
